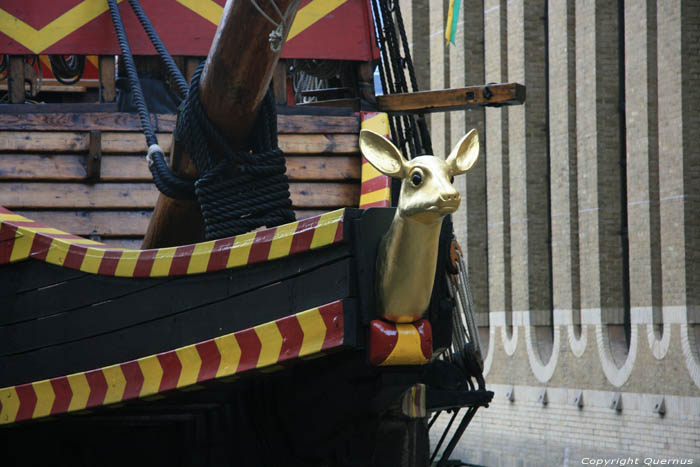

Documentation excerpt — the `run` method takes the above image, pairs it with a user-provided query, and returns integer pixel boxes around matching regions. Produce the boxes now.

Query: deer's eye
[411,172,423,186]
[450,176,455,184]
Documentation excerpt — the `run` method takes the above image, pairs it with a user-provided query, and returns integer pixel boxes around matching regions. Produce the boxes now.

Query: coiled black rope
[177,62,295,239]
[48,55,85,85]
[108,0,294,238]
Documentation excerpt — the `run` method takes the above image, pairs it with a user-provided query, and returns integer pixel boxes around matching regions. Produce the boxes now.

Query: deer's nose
[440,191,460,202]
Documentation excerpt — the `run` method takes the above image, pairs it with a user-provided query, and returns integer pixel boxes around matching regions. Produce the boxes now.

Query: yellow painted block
[214,333,242,378]
[102,365,127,405]
[44,238,68,267]
[9,230,35,262]
[310,209,344,249]
[138,356,164,397]
[187,241,216,274]
[361,113,390,134]
[175,345,202,388]
[114,249,140,277]
[297,308,326,357]
[150,247,177,277]
[381,324,429,366]
[267,221,299,260]
[31,379,55,419]
[67,373,90,412]
[254,322,283,369]
[0,387,20,424]
[226,232,255,268]
[359,187,392,206]
[80,247,106,274]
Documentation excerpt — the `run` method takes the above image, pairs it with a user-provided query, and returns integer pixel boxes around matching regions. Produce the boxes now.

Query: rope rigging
[107,0,294,240]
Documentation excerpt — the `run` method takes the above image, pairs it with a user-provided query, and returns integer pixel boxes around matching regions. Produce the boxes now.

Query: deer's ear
[446,129,479,175]
[359,129,407,178]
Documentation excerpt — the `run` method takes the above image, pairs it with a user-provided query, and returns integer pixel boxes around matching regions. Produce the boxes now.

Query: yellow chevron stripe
[254,322,283,368]
[176,0,346,42]
[102,366,127,405]
[359,187,392,206]
[310,210,343,249]
[66,373,90,412]
[214,334,242,378]
[175,346,202,388]
[0,213,29,222]
[114,249,140,277]
[80,247,106,274]
[31,380,55,419]
[44,238,68,267]
[150,246,177,277]
[296,307,325,356]
[0,0,124,54]
[287,0,347,41]
[187,240,216,274]
[361,113,391,135]
[380,324,429,366]
[268,221,298,260]
[226,232,256,268]
[362,161,384,180]
[0,387,19,423]
[138,356,163,397]
[9,229,35,263]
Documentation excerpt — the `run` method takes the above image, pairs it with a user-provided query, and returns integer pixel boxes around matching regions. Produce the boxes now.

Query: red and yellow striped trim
[0,300,346,425]
[368,319,433,366]
[359,112,392,209]
[0,207,345,277]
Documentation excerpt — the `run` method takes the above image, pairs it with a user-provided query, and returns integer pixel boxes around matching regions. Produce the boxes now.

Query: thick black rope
[127,0,189,98]
[109,0,294,237]
[107,0,196,200]
[176,62,295,239]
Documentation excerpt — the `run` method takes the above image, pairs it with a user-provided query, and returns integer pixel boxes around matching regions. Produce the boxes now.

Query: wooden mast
[142,0,301,248]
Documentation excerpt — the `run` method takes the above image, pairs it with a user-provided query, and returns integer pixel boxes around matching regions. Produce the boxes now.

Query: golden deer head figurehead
[359,128,480,323]
[359,129,479,224]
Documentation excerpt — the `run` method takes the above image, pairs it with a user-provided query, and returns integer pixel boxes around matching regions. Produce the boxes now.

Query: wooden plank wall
[0,112,361,248]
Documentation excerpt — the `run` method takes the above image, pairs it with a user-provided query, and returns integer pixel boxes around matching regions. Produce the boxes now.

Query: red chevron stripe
[333,221,344,243]
[276,316,304,361]
[133,249,158,277]
[0,206,13,213]
[14,383,37,422]
[235,329,262,373]
[368,320,399,365]
[0,223,17,264]
[97,250,123,275]
[318,301,344,349]
[248,228,275,264]
[120,361,144,401]
[63,244,87,270]
[169,245,195,275]
[359,199,390,209]
[157,352,182,392]
[29,233,52,261]
[50,376,72,415]
[195,340,221,382]
[7,220,46,228]
[290,216,319,255]
[415,320,433,360]
[84,369,108,408]
[206,237,236,272]
[361,174,391,194]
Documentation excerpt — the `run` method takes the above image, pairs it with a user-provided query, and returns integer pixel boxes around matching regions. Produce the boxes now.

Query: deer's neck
[376,213,443,322]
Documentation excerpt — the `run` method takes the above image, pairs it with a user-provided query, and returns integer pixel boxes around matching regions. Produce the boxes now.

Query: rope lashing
[250,0,302,52]
[108,0,295,238]
[176,62,295,240]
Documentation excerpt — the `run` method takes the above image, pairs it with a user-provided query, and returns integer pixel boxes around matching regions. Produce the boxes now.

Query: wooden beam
[86,130,102,181]
[0,112,360,134]
[0,154,360,182]
[8,56,25,104]
[98,56,116,103]
[375,82,526,114]
[0,182,358,210]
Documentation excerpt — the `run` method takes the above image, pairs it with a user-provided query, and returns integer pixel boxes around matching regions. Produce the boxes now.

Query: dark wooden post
[8,56,25,104]
[142,0,302,248]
